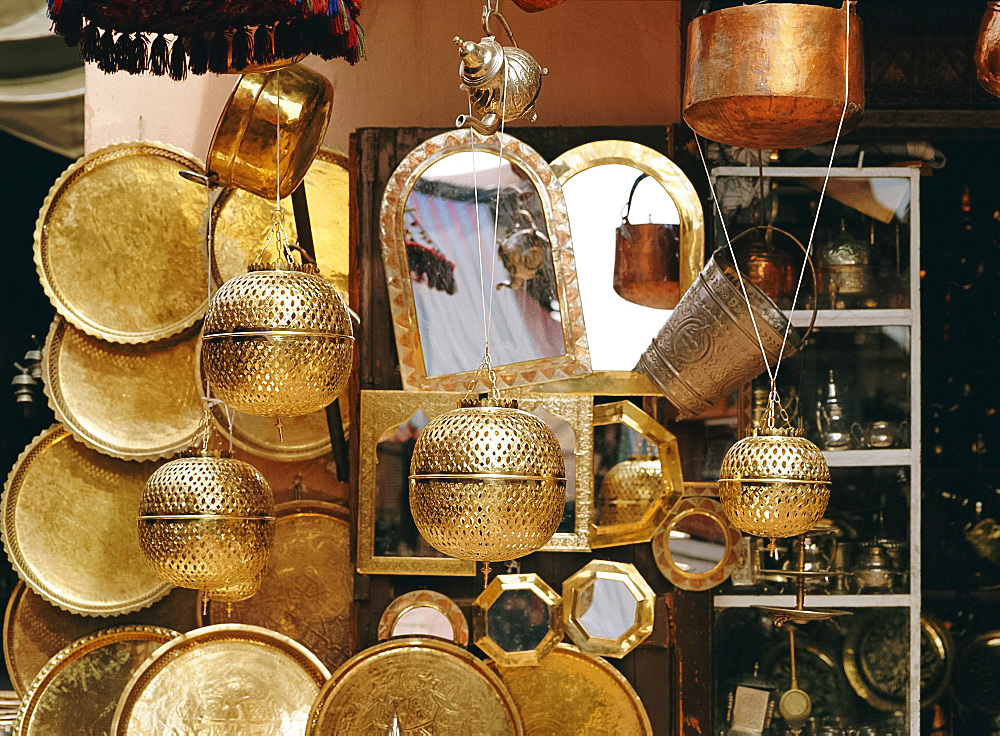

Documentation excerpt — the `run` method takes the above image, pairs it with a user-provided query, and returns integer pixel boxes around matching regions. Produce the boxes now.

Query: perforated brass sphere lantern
[718,426,830,546]
[201,261,354,417]
[409,396,566,564]
[599,455,663,527]
[137,452,276,603]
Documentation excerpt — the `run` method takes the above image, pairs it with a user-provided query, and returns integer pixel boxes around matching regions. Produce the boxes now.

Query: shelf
[789,309,913,328]
[712,166,920,179]
[714,593,915,609]
[822,449,914,466]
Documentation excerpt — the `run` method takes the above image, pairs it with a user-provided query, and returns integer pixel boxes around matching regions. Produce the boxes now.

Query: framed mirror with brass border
[377,590,469,647]
[379,129,591,392]
[524,140,704,396]
[473,573,563,667]
[651,496,742,591]
[562,560,655,659]
[591,400,684,548]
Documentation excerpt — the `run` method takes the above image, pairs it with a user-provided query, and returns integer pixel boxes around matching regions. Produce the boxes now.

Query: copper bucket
[614,174,682,309]
[637,230,816,419]
[976,1,1000,97]
[207,62,334,200]
[683,1,864,149]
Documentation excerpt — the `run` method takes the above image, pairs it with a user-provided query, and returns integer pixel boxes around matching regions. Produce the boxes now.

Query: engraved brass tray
[200,501,353,671]
[214,402,348,462]
[489,643,652,735]
[1,427,171,616]
[112,623,330,735]
[33,142,208,344]
[210,148,349,294]
[307,637,523,735]
[44,317,203,461]
[4,581,198,697]
[13,625,178,735]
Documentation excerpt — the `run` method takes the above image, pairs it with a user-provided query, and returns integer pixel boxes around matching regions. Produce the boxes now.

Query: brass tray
[488,643,652,735]
[214,402,347,462]
[232,451,347,506]
[210,148,349,293]
[1,426,172,616]
[43,317,203,461]
[4,581,199,697]
[13,625,177,735]
[112,623,330,734]
[33,141,208,344]
[307,637,523,735]
[199,501,353,671]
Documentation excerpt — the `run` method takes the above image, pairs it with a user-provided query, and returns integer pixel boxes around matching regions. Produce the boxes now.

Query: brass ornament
[473,573,563,667]
[600,456,663,526]
[202,260,355,418]
[409,394,566,568]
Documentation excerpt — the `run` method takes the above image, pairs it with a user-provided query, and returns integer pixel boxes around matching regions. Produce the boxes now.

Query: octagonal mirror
[562,560,655,658]
[473,573,562,667]
[592,400,684,548]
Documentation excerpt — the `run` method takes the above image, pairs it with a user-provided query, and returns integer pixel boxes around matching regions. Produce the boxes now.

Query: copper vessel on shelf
[976,1,1000,97]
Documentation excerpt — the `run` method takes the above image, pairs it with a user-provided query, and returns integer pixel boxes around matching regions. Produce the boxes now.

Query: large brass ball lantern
[201,261,354,417]
[409,396,566,569]
[599,455,662,527]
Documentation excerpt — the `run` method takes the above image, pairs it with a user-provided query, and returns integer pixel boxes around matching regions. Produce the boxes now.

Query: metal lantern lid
[202,260,354,418]
[138,450,275,603]
[409,395,566,566]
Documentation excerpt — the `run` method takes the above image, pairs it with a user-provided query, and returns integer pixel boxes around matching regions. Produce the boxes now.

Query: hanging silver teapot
[455,6,548,135]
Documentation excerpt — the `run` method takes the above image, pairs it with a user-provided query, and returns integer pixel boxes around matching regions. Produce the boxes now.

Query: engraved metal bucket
[636,247,814,419]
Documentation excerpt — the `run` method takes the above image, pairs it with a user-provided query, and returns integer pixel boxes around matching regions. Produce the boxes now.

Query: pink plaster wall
[85,0,682,157]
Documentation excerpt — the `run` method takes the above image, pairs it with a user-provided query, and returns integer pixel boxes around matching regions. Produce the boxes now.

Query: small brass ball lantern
[599,455,663,527]
[409,393,566,577]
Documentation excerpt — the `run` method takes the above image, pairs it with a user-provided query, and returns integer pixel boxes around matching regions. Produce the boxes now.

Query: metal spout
[455,112,500,136]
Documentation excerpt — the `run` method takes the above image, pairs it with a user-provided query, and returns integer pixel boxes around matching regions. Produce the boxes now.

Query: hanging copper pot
[683,1,864,149]
[976,2,1000,97]
[511,0,568,11]
[614,173,682,309]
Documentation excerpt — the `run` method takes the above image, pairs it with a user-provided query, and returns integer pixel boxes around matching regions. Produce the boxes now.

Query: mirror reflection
[562,164,680,370]
[577,577,638,639]
[594,422,656,529]
[404,151,564,377]
[392,605,454,640]
[486,588,551,653]
[668,512,728,575]
[532,407,576,534]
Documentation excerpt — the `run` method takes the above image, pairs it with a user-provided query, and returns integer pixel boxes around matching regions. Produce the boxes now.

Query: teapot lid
[456,36,505,86]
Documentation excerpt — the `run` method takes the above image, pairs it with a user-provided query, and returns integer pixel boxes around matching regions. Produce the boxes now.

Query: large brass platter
[13,625,177,734]
[112,623,330,735]
[211,148,349,294]
[33,141,208,344]
[489,643,652,735]
[1,426,171,616]
[4,581,199,697]
[43,317,203,461]
[214,402,347,462]
[200,501,353,671]
[307,637,524,735]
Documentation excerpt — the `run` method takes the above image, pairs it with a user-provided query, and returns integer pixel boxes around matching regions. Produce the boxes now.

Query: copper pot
[614,174,681,309]
[511,0,568,11]
[976,1,1000,97]
[683,1,864,149]
[207,63,334,200]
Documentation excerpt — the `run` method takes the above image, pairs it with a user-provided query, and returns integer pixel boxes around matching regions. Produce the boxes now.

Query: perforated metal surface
[138,456,275,595]
[202,265,354,417]
[598,456,662,527]
[409,403,566,561]
[718,429,830,538]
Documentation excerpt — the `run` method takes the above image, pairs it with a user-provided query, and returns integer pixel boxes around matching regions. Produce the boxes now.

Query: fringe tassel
[112,31,130,72]
[230,27,252,71]
[80,22,100,62]
[169,37,187,80]
[253,25,275,66]
[150,33,168,76]
[274,21,302,59]
[95,28,115,72]
[208,31,229,73]
[131,33,147,75]
[188,35,209,75]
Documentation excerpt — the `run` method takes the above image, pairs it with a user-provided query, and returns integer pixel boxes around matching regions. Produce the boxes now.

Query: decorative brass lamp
[600,455,663,527]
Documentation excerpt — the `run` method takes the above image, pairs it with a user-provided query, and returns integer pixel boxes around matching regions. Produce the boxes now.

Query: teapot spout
[455,112,500,136]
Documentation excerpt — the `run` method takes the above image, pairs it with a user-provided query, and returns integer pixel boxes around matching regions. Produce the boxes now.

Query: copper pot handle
[620,172,651,225]
[730,225,819,343]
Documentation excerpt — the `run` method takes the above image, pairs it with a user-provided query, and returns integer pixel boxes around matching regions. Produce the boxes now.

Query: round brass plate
[755,606,850,627]
[13,625,178,735]
[3,581,199,697]
[43,317,203,461]
[1,426,172,616]
[377,589,469,646]
[307,637,523,735]
[489,643,652,735]
[33,141,208,343]
[200,501,353,671]
[211,148,349,294]
[112,624,330,735]
[215,404,345,462]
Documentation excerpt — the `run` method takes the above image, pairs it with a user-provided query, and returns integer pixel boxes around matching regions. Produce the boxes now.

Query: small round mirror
[377,590,469,646]
[652,497,742,591]
[393,605,454,639]
[668,512,728,575]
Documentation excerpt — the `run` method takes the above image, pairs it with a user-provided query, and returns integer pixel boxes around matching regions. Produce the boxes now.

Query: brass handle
[482,6,519,48]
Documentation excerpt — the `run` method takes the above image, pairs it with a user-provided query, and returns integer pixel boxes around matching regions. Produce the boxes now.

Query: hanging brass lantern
[138,450,275,603]
[409,395,566,567]
[202,260,354,417]
[599,455,662,527]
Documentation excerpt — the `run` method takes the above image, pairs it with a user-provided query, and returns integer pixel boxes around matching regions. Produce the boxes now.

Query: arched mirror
[379,130,590,392]
[652,497,742,591]
[473,573,562,667]
[377,590,469,646]
[562,560,655,659]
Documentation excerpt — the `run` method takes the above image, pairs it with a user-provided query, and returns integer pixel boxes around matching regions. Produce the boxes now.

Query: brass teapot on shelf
[455,5,548,135]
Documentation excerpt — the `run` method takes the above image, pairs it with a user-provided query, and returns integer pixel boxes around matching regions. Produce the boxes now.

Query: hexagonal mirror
[562,560,655,658]
[473,573,563,667]
[592,400,684,548]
